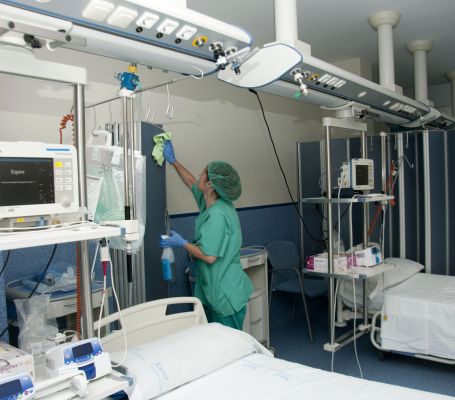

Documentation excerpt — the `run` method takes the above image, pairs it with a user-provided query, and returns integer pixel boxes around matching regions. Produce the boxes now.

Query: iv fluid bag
[87,144,146,253]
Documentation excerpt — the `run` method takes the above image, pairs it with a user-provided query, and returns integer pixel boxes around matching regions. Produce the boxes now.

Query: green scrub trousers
[203,305,247,330]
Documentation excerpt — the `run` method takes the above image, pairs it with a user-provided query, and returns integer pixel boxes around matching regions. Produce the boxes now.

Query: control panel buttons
[61,195,72,208]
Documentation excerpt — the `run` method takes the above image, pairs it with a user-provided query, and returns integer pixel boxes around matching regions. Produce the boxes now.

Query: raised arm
[172,161,196,189]
[163,141,196,189]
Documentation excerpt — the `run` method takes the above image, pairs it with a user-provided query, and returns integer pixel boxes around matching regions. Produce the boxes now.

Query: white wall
[0,48,327,215]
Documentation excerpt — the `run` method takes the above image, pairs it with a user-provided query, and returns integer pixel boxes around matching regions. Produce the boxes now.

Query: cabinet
[240,247,269,347]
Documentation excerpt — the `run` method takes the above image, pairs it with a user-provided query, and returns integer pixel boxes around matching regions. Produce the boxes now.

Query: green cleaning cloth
[152,132,172,166]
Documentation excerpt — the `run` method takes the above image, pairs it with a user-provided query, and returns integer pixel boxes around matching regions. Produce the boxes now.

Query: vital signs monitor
[0,142,79,219]
[339,158,374,192]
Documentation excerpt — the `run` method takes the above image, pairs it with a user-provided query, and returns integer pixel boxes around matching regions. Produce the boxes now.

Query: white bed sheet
[157,353,452,400]
[381,273,455,359]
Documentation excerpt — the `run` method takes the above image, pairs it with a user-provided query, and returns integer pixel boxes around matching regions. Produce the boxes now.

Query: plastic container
[161,236,175,282]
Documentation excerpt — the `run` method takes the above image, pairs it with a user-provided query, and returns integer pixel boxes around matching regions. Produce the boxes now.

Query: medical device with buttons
[0,373,34,400]
[45,338,111,381]
[338,158,374,191]
[0,142,79,220]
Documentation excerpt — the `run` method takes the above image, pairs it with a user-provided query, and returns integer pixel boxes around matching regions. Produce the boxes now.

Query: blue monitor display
[0,379,22,398]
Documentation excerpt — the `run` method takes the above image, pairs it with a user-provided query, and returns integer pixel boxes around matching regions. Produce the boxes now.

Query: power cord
[0,324,9,339]
[94,239,128,368]
[348,195,363,379]
[108,253,128,367]
[249,89,324,244]
[331,187,342,372]
[28,244,58,298]
[352,276,364,379]
[0,251,11,277]
[330,280,340,372]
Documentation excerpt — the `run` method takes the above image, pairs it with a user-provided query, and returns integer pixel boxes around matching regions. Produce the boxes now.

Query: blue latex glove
[163,140,176,165]
[160,230,188,248]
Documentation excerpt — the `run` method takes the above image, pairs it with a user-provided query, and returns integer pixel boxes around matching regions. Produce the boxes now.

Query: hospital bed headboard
[96,297,207,352]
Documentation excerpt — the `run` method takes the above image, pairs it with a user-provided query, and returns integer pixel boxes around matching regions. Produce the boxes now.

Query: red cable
[59,114,74,144]
[368,160,397,237]
[76,242,81,336]
[102,261,108,278]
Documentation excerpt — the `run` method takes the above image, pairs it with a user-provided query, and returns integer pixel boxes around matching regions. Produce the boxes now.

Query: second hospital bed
[339,257,455,362]
[97,296,454,400]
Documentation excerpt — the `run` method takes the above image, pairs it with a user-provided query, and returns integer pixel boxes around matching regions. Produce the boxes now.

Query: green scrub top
[191,183,253,317]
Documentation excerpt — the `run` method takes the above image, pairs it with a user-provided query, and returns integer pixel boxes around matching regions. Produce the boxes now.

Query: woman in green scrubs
[159,141,253,329]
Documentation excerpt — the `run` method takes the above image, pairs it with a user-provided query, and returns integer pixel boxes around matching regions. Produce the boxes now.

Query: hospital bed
[97,296,454,400]
[339,258,455,363]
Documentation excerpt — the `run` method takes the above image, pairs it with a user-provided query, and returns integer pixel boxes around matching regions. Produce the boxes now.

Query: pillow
[339,258,424,304]
[368,257,424,299]
[110,322,271,400]
[381,257,424,287]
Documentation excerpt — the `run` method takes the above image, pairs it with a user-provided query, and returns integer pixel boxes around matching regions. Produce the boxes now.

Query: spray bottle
[161,235,175,281]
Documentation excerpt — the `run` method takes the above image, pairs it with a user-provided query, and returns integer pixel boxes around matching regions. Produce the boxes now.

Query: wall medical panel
[140,122,168,300]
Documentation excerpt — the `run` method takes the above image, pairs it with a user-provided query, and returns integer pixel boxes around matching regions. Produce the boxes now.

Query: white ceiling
[188,0,455,89]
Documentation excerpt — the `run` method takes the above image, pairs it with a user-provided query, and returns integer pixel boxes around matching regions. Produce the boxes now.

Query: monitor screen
[0,379,22,397]
[355,164,369,186]
[0,157,55,207]
[72,342,94,359]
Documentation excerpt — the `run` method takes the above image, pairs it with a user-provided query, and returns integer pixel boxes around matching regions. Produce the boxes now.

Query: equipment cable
[0,245,59,339]
[0,251,11,277]
[249,89,324,244]
[0,324,8,339]
[0,250,12,339]
[28,244,58,298]
[348,195,364,379]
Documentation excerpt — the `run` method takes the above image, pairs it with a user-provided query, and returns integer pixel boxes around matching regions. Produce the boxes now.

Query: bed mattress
[157,353,452,399]
[381,273,455,360]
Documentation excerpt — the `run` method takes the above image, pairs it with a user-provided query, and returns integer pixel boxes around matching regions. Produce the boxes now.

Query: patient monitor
[0,142,79,220]
[338,158,374,191]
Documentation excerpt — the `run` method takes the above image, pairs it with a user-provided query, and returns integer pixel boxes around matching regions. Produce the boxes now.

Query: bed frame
[96,297,207,352]
[370,310,455,365]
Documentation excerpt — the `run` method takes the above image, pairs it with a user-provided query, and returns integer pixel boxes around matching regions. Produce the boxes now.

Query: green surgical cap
[207,161,242,202]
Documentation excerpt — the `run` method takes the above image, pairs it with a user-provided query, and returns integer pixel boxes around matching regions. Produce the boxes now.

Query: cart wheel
[378,350,385,361]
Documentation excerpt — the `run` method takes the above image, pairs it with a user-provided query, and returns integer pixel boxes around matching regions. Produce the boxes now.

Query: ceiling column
[446,71,455,117]
[407,40,432,104]
[368,11,401,91]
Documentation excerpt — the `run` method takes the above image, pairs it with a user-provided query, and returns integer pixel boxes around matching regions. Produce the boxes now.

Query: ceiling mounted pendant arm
[0,1,253,76]
[214,45,260,75]
[0,7,86,51]
[257,5,455,130]
[217,42,302,89]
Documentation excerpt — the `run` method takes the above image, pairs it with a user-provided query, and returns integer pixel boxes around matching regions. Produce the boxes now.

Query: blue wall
[0,242,101,343]
[1,243,103,285]
[0,204,300,315]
